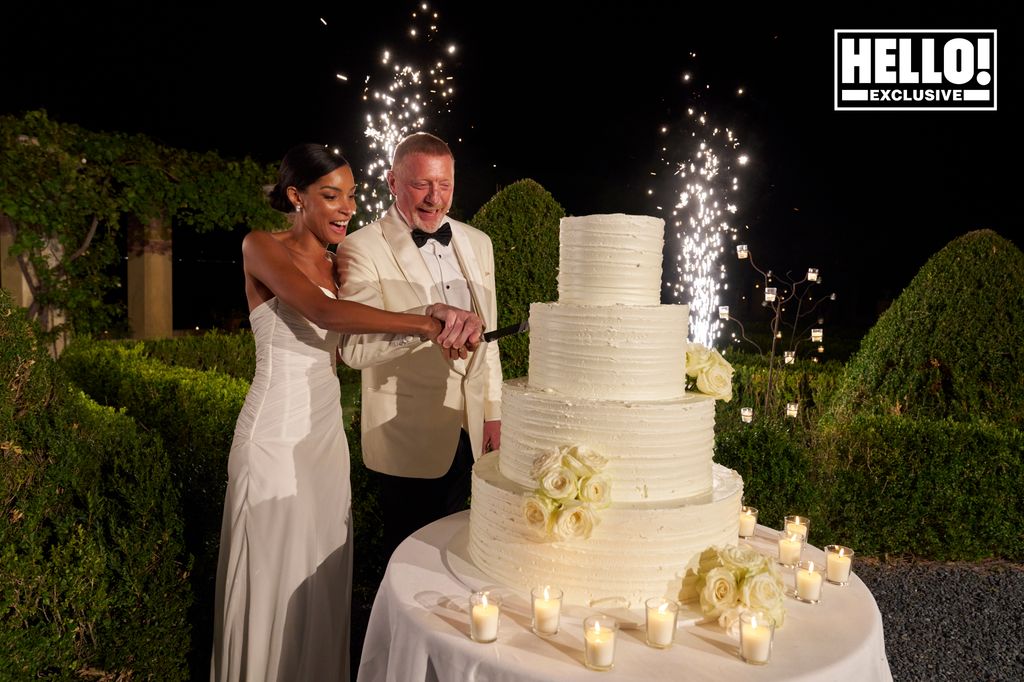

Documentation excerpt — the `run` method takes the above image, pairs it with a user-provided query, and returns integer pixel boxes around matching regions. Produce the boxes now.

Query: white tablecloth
[357,511,892,682]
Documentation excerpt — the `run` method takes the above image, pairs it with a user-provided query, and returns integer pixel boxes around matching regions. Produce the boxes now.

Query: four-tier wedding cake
[468,213,743,608]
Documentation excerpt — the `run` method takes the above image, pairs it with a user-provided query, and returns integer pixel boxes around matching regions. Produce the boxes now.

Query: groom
[338,132,502,558]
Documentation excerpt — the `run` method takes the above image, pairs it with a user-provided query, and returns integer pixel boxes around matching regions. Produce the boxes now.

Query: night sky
[3,2,1021,338]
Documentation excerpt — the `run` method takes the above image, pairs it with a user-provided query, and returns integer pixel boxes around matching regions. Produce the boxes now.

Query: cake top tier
[558,214,665,306]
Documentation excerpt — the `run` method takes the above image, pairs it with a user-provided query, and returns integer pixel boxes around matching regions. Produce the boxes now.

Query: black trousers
[376,429,474,560]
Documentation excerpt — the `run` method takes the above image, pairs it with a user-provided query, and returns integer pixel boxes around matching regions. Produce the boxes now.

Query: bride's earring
[295,204,303,213]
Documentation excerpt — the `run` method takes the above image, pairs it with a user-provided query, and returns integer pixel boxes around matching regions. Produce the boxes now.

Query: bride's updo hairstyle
[268,144,349,213]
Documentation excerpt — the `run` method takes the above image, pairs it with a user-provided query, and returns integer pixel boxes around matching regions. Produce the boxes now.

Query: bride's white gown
[212,289,351,682]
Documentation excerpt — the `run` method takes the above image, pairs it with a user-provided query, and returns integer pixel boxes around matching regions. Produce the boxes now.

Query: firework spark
[656,77,747,348]
[358,3,456,225]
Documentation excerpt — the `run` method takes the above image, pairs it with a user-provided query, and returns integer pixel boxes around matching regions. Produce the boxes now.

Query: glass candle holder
[740,407,754,423]
[784,350,795,364]
[807,268,819,282]
[644,598,679,648]
[811,328,823,342]
[825,545,855,586]
[765,287,777,302]
[784,515,810,541]
[719,305,730,320]
[737,244,749,259]
[531,585,563,637]
[583,615,618,671]
[739,506,758,538]
[794,560,824,604]
[469,591,501,643]
[739,610,775,665]
[786,402,799,418]
[777,531,804,567]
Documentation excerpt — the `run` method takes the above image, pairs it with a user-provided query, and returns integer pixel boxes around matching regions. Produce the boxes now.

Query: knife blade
[483,320,529,342]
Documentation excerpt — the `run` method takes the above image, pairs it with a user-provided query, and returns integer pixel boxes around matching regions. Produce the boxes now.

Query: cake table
[356,511,892,682]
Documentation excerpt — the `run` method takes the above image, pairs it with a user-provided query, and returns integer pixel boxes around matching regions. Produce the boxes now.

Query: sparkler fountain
[358,2,457,225]
[658,72,748,349]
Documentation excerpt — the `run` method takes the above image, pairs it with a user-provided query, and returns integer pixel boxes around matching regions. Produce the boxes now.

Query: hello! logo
[834,30,997,111]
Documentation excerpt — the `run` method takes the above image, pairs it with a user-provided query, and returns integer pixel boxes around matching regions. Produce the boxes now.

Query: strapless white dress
[211,290,351,681]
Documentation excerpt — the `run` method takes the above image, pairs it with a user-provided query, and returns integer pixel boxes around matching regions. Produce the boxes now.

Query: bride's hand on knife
[425,303,483,358]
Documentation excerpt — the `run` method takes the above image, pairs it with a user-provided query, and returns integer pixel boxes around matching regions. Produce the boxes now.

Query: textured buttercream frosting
[499,378,714,502]
[528,302,688,402]
[470,454,742,608]
[558,214,665,305]
[467,212,743,609]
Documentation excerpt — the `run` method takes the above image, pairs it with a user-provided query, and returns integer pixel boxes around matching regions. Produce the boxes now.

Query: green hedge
[103,330,361,385]
[714,418,822,533]
[59,338,249,678]
[718,350,845,428]
[471,179,564,379]
[829,230,1024,425]
[713,410,1023,561]
[59,335,381,677]
[820,415,1023,560]
[1,292,190,679]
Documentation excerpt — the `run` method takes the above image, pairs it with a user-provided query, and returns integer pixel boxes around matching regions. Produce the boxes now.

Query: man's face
[387,152,454,232]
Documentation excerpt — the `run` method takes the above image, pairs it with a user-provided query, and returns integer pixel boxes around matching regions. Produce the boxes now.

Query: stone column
[0,213,33,307]
[127,215,173,339]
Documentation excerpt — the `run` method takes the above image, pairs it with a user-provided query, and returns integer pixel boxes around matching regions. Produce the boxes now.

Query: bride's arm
[243,230,440,339]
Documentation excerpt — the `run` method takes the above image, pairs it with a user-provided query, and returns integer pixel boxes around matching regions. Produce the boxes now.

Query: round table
[357,511,892,682]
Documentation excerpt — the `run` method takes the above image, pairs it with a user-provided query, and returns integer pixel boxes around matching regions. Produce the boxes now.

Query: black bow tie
[411,222,452,248]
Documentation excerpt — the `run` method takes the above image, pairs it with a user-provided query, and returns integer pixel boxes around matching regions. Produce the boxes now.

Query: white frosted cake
[468,213,743,608]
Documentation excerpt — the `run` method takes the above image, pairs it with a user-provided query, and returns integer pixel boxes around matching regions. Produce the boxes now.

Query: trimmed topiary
[828,230,1024,425]
[59,337,249,679]
[471,179,564,379]
[1,291,190,679]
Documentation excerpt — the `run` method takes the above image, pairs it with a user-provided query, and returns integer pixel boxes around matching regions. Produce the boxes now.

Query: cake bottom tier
[469,452,743,609]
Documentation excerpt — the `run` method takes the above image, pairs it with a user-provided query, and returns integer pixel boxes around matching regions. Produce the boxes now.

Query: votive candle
[741,407,754,423]
[644,598,678,648]
[531,586,562,636]
[739,506,758,538]
[778,532,803,567]
[795,560,824,603]
[469,591,500,643]
[737,244,749,259]
[739,611,775,665]
[784,515,810,541]
[825,545,855,585]
[583,615,617,671]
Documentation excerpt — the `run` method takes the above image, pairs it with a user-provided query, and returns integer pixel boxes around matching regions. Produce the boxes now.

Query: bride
[210,144,480,681]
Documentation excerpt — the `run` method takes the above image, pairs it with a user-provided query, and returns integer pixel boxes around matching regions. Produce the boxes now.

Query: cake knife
[482,320,529,342]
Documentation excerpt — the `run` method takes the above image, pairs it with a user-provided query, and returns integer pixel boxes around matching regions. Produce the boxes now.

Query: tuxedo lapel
[450,223,492,374]
[381,206,434,307]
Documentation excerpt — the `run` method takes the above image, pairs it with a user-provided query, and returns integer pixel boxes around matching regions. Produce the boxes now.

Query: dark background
[3,2,1020,340]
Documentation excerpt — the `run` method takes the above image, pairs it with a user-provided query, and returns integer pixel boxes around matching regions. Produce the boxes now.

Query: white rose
[539,466,578,501]
[577,475,611,508]
[740,571,786,626]
[530,448,565,481]
[699,566,738,618]
[562,445,608,475]
[695,352,734,402]
[686,342,714,378]
[719,545,767,578]
[552,501,597,541]
[717,605,745,640]
[522,494,557,538]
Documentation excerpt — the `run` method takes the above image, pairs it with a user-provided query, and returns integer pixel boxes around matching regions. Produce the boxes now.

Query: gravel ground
[855,559,1024,681]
